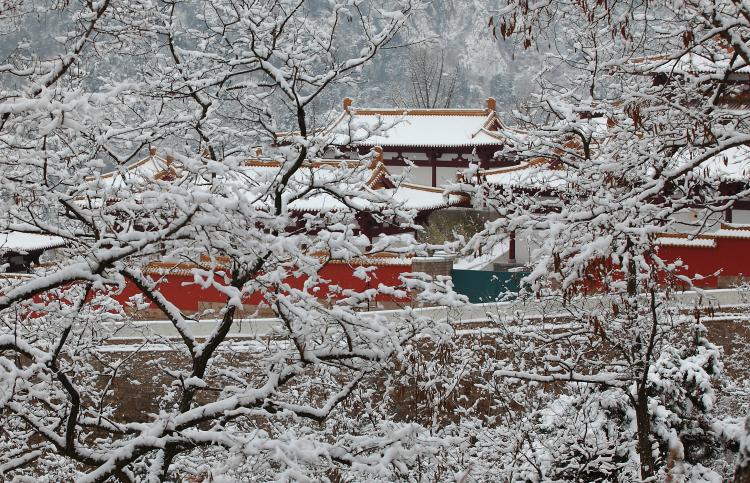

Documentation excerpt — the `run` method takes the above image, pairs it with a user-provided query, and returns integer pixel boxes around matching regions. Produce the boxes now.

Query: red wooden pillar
[429,150,437,187]
[509,230,516,262]
[478,147,488,170]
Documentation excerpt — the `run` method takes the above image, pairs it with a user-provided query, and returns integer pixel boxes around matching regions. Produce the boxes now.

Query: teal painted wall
[451,269,525,303]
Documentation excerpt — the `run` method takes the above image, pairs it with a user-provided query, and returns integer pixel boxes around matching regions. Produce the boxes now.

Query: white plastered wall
[400,167,432,185]
[437,166,460,185]
[731,209,750,224]
[513,229,545,264]
[669,209,724,233]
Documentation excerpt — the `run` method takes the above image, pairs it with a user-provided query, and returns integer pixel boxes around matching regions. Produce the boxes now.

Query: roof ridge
[720,222,750,231]
[657,232,716,239]
[243,159,281,167]
[350,108,489,117]
[365,161,389,188]
[93,155,174,181]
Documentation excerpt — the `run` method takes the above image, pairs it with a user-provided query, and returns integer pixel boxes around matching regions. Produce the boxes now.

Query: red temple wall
[109,263,411,315]
[657,237,750,288]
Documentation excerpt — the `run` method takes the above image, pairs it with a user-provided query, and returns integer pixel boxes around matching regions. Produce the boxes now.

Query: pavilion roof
[674,144,750,183]
[89,151,183,190]
[473,142,750,192]
[0,232,66,253]
[378,183,466,211]
[92,152,466,214]
[303,98,508,149]
[646,52,750,76]
[473,158,568,190]
[624,39,748,76]
[239,161,465,212]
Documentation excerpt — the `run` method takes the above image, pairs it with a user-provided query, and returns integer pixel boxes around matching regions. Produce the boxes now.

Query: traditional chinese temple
[300,97,519,186]
[90,149,468,239]
[465,143,750,270]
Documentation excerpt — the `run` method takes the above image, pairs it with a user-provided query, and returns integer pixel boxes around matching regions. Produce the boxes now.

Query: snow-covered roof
[93,154,463,214]
[477,159,568,190]
[652,52,750,76]
[656,224,750,248]
[142,254,413,275]
[624,50,750,109]
[627,50,750,77]
[316,98,508,148]
[0,232,66,253]
[237,159,393,213]
[240,158,389,190]
[667,144,750,184]
[475,144,750,193]
[688,145,750,182]
[284,192,360,212]
[718,222,750,231]
[276,184,464,213]
[712,225,750,239]
[655,235,717,248]
[89,153,184,190]
[374,183,466,211]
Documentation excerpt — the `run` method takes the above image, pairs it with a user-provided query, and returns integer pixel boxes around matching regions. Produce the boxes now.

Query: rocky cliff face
[0,2,544,132]
[351,2,544,114]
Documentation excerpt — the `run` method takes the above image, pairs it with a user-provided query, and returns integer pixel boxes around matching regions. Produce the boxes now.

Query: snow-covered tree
[0,1,473,480]
[452,0,750,479]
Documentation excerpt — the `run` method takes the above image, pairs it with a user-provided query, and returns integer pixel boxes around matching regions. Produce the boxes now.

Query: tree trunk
[634,386,656,480]
[736,465,750,483]
[734,414,750,483]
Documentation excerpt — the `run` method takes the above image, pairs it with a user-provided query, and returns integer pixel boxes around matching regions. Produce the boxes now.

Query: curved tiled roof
[323,110,506,148]
[142,253,413,276]
[93,151,463,215]
[242,158,391,190]
[88,154,183,190]
[375,183,467,211]
[475,158,568,190]
[656,224,750,248]
[287,99,510,149]
[683,145,750,182]
[655,234,717,248]
[0,232,66,253]
[647,53,750,75]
